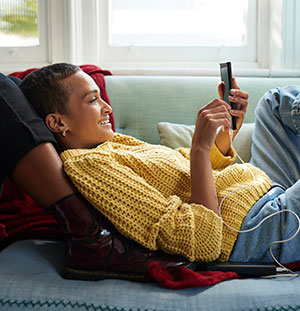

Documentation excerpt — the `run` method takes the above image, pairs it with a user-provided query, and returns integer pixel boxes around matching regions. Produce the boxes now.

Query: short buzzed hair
[20,63,81,119]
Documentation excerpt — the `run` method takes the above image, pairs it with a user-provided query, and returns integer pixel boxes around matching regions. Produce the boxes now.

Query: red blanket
[148,260,300,289]
[0,177,62,250]
[148,262,240,289]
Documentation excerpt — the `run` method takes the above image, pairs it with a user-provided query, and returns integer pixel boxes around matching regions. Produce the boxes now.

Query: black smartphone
[220,62,236,130]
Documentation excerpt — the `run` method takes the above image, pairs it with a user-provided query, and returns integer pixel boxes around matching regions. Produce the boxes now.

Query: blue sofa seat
[1,239,300,311]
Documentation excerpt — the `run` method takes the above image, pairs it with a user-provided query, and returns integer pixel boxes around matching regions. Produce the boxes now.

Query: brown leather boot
[51,193,189,282]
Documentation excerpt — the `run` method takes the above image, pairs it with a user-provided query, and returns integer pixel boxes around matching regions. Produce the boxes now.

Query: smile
[98,120,110,125]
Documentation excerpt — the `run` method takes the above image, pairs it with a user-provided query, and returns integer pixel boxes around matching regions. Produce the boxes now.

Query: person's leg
[230,86,300,264]
[250,85,300,188]
[229,183,300,264]
[0,73,75,206]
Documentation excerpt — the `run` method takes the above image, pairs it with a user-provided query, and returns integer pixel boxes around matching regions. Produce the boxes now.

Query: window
[0,0,39,47]
[96,0,257,73]
[109,0,249,47]
[0,0,48,71]
[0,0,299,76]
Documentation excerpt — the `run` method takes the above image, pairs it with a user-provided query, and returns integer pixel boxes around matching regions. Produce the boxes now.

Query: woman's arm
[190,99,232,215]
[189,79,248,215]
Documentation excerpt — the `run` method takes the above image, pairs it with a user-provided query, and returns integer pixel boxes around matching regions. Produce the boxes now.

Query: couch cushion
[1,239,300,311]
[158,122,254,163]
[105,76,300,145]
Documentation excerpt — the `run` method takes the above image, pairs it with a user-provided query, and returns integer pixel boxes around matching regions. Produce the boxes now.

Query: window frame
[0,0,71,74]
[1,0,300,77]
[0,0,49,72]
[96,0,258,75]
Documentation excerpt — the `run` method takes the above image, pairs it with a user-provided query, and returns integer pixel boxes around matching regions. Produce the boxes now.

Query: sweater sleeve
[61,149,223,262]
[209,144,235,170]
[176,143,235,170]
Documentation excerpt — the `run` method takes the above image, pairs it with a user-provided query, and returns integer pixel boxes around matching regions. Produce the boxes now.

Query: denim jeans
[230,85,300,264]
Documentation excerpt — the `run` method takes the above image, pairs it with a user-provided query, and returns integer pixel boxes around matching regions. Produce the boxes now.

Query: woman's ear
[45,113,68,135]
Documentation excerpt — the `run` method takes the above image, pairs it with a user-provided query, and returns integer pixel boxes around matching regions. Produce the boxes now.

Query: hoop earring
[62,130,66,137]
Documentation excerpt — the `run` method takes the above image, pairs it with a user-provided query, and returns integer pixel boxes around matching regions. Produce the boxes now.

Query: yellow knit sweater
[60,134,271,262]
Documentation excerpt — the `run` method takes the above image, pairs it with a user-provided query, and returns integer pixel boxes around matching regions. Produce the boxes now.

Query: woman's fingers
[230,88,249,100]
[218,82,225,100]
[197,99,232,130]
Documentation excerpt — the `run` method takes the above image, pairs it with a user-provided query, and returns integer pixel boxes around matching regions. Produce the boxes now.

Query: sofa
[1,74,300,311]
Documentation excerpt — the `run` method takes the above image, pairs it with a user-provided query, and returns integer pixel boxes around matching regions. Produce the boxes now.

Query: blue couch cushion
[0,239,300,311]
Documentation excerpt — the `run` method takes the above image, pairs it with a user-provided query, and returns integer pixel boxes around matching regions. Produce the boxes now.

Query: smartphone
[220,62,236,130]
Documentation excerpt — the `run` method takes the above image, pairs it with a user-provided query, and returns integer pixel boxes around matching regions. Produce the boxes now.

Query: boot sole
[63,266,150,282]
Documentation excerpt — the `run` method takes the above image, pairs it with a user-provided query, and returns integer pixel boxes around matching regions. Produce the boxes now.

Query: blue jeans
[230,85,300,264]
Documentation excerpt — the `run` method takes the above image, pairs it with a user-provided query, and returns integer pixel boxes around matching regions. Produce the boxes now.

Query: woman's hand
[190,99,231,215]
[191,99,232,153]
[216,77,249,155]
[218,77,249,136]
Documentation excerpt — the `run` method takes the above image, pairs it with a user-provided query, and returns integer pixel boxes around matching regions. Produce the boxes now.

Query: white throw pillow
[157,122,254,163]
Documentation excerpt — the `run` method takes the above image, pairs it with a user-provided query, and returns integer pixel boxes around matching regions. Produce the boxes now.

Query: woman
[5,63,299,281]
[19,64,270,265]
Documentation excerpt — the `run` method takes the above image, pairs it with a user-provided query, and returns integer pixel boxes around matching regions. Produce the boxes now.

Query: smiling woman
[19,64,115,151]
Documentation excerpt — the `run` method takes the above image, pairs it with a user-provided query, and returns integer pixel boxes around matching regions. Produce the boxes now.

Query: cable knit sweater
[60,134,272,262]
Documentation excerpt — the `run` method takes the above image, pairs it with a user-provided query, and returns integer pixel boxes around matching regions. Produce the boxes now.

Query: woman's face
[57,71,114,149]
